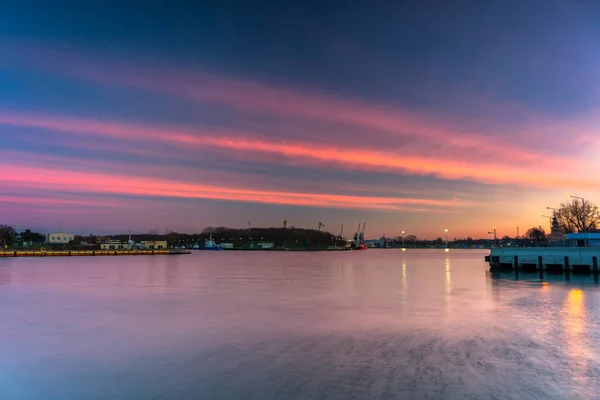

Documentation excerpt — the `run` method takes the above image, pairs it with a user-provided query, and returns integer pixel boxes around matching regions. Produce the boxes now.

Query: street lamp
[488,227,497,247]
[401,230,405,247]
[541,215,553,232]
[444,229,448,247]
[570,195,587,247]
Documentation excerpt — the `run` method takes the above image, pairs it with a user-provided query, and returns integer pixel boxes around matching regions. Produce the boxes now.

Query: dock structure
[486,247,600,273]
[0,249,190,257]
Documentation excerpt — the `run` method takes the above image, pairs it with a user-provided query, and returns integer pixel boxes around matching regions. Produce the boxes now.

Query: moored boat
[201,229,224,250]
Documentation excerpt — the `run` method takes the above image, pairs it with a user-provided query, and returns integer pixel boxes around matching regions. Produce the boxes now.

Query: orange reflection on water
[444,258,452,316]
[445,258,451,295]
[562,288,593,397]
[401,260,407,291]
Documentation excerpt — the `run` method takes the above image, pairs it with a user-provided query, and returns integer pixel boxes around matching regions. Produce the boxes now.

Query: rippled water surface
[1,249,600,399]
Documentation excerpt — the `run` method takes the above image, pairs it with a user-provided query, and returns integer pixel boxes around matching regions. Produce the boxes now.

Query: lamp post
[444,229,448,248]
[401,230,405,247]
[546,207,559,217]
[570,195,587,247]
[488,227,497,247]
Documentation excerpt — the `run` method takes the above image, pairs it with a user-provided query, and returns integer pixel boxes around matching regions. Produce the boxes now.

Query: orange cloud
[55,59,579,166]
[1,111,597,190]
[0,164,466,212]
[0,195,119,207]
[3,43,585,166]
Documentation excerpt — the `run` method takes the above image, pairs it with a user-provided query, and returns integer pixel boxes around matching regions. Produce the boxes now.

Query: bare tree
[555,199,600,233]
[0,225,16,248]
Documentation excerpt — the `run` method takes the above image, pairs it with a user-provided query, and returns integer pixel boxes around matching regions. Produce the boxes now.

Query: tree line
[2,198,598,248]
[0,226,343,249]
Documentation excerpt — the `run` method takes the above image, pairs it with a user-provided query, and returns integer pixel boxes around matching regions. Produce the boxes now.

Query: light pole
[488,227,497,247]
[444,229,448,247]
[541,215,553,223]
[570,195,587,247]
[401,230,405,247]
[546,207,559,217]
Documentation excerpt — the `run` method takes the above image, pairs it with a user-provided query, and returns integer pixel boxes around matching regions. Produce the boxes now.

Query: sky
[2,1,600,239]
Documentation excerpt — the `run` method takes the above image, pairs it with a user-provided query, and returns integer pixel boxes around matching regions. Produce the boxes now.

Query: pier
[0,249,190,257]
[486,247,600,273]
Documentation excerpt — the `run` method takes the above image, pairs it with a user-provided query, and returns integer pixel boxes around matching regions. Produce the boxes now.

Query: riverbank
[0,249,190,257]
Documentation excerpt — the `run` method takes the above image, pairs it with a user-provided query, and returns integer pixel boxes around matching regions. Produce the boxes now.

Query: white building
[139,240,167,250]
[45,232,74,244]
[100,240,133,250]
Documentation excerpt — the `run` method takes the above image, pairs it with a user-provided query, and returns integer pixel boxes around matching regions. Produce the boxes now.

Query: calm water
[1,249,599,399]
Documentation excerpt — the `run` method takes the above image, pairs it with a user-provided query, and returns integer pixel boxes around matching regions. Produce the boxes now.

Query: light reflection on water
[1,250,600,399]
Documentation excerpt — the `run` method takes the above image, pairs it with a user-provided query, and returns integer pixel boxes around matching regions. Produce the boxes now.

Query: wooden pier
[0,249,190,257]
[486,247,600,273]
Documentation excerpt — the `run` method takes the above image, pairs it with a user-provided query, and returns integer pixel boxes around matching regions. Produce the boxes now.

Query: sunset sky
[2,1,600,239]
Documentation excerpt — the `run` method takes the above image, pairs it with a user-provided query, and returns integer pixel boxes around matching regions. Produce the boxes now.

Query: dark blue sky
[4,0,600,113]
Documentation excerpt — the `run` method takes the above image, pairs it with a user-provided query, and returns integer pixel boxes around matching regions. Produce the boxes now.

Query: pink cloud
[54,58,583,163]
[1,111,598,190]
[5,42,593,163]
[0,163,468,212]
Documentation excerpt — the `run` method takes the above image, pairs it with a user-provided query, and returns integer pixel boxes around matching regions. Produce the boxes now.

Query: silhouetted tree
[525,226,547,243]
[555,199,600,233]
[405,235,417,243]
[19,229,44,244]
[0,225,16,247]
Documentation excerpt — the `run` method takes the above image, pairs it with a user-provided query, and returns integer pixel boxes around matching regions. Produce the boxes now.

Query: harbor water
[1,250,599,399]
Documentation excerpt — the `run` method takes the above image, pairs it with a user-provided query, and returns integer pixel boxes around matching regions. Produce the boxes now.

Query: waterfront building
[140,240,167,250]
[45,232,74,244]
[100,240,133,250]
[566,233,600,247]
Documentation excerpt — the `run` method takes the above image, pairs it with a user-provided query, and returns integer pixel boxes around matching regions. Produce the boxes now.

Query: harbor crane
[317,222,325,231]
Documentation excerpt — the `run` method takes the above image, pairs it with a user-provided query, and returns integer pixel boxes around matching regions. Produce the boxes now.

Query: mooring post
[538,256,543,280]
[593,256,598,274]
[564,256,570,280]
[513,255,519,270]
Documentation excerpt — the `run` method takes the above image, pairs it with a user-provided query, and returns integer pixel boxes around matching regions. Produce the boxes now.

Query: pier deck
[487,247,600,273]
